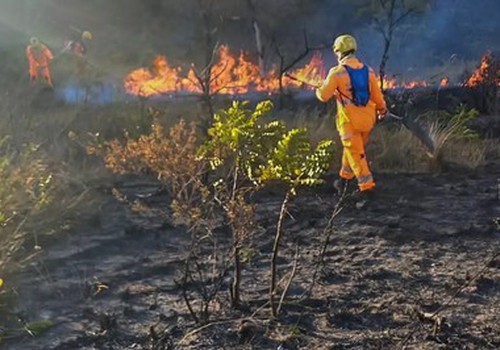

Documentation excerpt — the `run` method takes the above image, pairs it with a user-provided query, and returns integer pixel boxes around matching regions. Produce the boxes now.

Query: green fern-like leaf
[302,140,335,178]
[199,101,335,193]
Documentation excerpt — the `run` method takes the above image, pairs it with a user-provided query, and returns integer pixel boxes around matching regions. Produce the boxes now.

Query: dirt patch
[4,164,500,349]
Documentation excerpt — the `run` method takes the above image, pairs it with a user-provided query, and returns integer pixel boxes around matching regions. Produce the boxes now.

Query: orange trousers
[338,124,375,192]
[29,64,53,87]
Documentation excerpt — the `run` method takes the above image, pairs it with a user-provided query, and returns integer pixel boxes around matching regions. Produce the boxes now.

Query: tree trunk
[278,56,285,109]
[379,36,391,90]
[247,0,265,75]
[252,20,265,75]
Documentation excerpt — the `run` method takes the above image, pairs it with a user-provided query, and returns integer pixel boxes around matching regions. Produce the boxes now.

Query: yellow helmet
[30,37,40,46]
[333,34,357,54]
[82,31,93,40]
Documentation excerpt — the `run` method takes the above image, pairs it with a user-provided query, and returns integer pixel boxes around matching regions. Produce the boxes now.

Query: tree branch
[392,8,414,27]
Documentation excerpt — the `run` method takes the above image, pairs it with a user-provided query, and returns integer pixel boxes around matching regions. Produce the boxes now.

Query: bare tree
[357,0,429,89]
[272,31,328,108]
[192,0,219,128]
[246,0,266,75]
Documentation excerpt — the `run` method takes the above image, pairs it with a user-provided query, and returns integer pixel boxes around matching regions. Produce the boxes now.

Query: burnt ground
[4,163,500,350]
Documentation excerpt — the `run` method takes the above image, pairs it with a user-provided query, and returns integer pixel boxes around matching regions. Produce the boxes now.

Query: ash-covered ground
[6,164,500,350]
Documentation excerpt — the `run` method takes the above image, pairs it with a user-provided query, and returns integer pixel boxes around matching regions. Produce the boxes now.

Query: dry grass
[427,119,462,158]
[0,144,99,277]
[369,125,431,173]
[0,95,497,282]
[286,108,500,173]
[0,87,110,310]
[275,108,336,144]
[443,138,500,168]
[274,108,343,172]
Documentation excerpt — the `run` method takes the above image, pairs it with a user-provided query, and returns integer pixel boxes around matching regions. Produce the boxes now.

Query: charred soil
[4,163,500,350]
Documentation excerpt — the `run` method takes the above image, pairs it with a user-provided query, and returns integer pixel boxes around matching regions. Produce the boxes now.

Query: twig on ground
[250,301,270,318]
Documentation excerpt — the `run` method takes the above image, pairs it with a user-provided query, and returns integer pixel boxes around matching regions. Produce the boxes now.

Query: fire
[124,45,450,97]
[124,45,327,97]
[402,80,429,89]
[382,77,398,90]
[440,77,450,87]
[287,52,326,88]
[196,45,262,94]
[124,56,182,96]
[466,51,500,87]
[382,76,429,90]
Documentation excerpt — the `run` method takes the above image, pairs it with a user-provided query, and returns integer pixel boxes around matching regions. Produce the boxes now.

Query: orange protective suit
[316,55,387,192]
[26,43,54,87]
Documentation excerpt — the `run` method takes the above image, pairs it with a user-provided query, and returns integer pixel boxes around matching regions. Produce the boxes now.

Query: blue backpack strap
[343,64,370,107]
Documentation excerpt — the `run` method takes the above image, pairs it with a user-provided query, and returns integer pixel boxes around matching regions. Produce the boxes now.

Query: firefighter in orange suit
[62,30,92,57]
[316,34,387,197]
[26,37,54,87]
[62,30,92,75]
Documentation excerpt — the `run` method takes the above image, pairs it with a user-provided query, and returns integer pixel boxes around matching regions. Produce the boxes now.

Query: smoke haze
[0,0,499,83]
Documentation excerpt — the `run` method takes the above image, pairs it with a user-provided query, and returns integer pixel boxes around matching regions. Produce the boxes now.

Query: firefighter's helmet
[333,35,357,54]
[82,31,93,40]
[30,37,40,46]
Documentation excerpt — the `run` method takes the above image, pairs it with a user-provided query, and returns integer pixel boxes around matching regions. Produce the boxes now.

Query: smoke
[55,83,116,105]
[1,0,499,92]
[302,0,500,80]
[352,0,500,79]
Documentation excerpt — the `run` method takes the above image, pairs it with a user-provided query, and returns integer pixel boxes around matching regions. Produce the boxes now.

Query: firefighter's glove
[377,110,388,122]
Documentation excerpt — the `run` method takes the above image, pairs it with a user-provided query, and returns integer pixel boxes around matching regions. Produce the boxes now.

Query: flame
[124,46,328,97]
[440,77,450,87]
[286,52,326,88]
[465,51,500,87]
[381,76,428,90]
[124,45,450,97]
[382,77,398,90]
[206,46,257,94]
[124,56,182,96]
[402,80,429,89]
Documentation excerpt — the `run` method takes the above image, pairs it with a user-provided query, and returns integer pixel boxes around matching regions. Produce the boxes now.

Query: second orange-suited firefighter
[61,30,93,75]
[62,30,92,57]
[26,37,54,87]
[316,34,387,198]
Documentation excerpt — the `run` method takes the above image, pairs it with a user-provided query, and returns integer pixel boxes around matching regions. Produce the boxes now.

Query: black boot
[333,178,352,196]
[350,188,377,203]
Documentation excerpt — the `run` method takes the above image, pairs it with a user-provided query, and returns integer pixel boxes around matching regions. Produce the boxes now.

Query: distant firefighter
[61,30,93,75]
[26,37,54,87]
[62,30,92,57]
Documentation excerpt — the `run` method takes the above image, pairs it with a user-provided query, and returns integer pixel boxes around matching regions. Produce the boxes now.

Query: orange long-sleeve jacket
[316,55,386,132]
[26,44,54,67]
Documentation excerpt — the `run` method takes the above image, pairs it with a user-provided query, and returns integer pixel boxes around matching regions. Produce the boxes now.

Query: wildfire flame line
[124,45,495,97]
[124,45,326,97]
